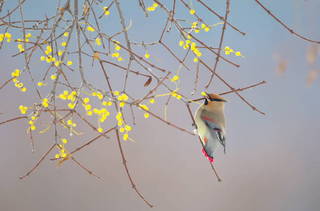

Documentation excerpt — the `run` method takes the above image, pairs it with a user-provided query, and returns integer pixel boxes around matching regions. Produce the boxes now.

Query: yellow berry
[235,51,242,56]
[112,52,120,58]
[50,74,57,80]
[61,138,68,144]
[125,125,132,131]
[103,7,110,15]
[123,133,129,141]
[16,82,24,88]
[144,113,150,119]
[67,60,73,66]
[4,32,11,38]
[83,98,90,104]
[114,45,121,51]
[84,104,92,110]
[87,26,95,32]
[171,75,180,82]
[19,105,28,114]
[68,103,75,109]
[149,98,155,104]
[95,37,102,46]
[37,82,44,87]
[147,7,155,11]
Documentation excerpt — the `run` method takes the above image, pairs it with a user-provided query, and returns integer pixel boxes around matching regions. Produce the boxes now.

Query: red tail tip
[201,148,215,163]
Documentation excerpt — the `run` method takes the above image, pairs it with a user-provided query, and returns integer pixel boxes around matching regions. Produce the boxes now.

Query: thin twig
[115,129,154,208]
[0,116,28,126]
[205,0,230,89]
[19,144,56,179]
[71,157,102,180]
[255,0,320,44]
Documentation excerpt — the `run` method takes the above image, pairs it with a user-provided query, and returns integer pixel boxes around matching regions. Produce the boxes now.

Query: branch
[115,129,154,208]
[205,0,230,88]
[20,144,56,179]
[0,116,28,126]
[255,0,320,44]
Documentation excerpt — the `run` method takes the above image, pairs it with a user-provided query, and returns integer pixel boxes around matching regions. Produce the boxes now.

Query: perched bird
[194,93,227,163]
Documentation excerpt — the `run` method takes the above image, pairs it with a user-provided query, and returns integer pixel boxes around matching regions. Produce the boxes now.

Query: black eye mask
[212,98,224,102]
[205,98,225,103]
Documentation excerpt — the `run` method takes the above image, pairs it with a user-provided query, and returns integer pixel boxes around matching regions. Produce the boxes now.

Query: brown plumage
[205,93,227,102]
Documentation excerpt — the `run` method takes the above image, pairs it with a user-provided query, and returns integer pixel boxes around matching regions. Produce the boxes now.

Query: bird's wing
[200,113,226,154]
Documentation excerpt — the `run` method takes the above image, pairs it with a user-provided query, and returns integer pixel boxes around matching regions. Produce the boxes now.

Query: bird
[194,93,227,163]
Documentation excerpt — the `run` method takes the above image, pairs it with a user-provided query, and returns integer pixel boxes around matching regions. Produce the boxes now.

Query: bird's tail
[202,148,215,163]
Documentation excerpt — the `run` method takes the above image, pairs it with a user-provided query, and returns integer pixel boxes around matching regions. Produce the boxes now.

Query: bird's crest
[205,93,227,102]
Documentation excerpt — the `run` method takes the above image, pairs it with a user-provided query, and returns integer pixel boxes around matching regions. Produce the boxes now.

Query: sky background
[0,0,320,211]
